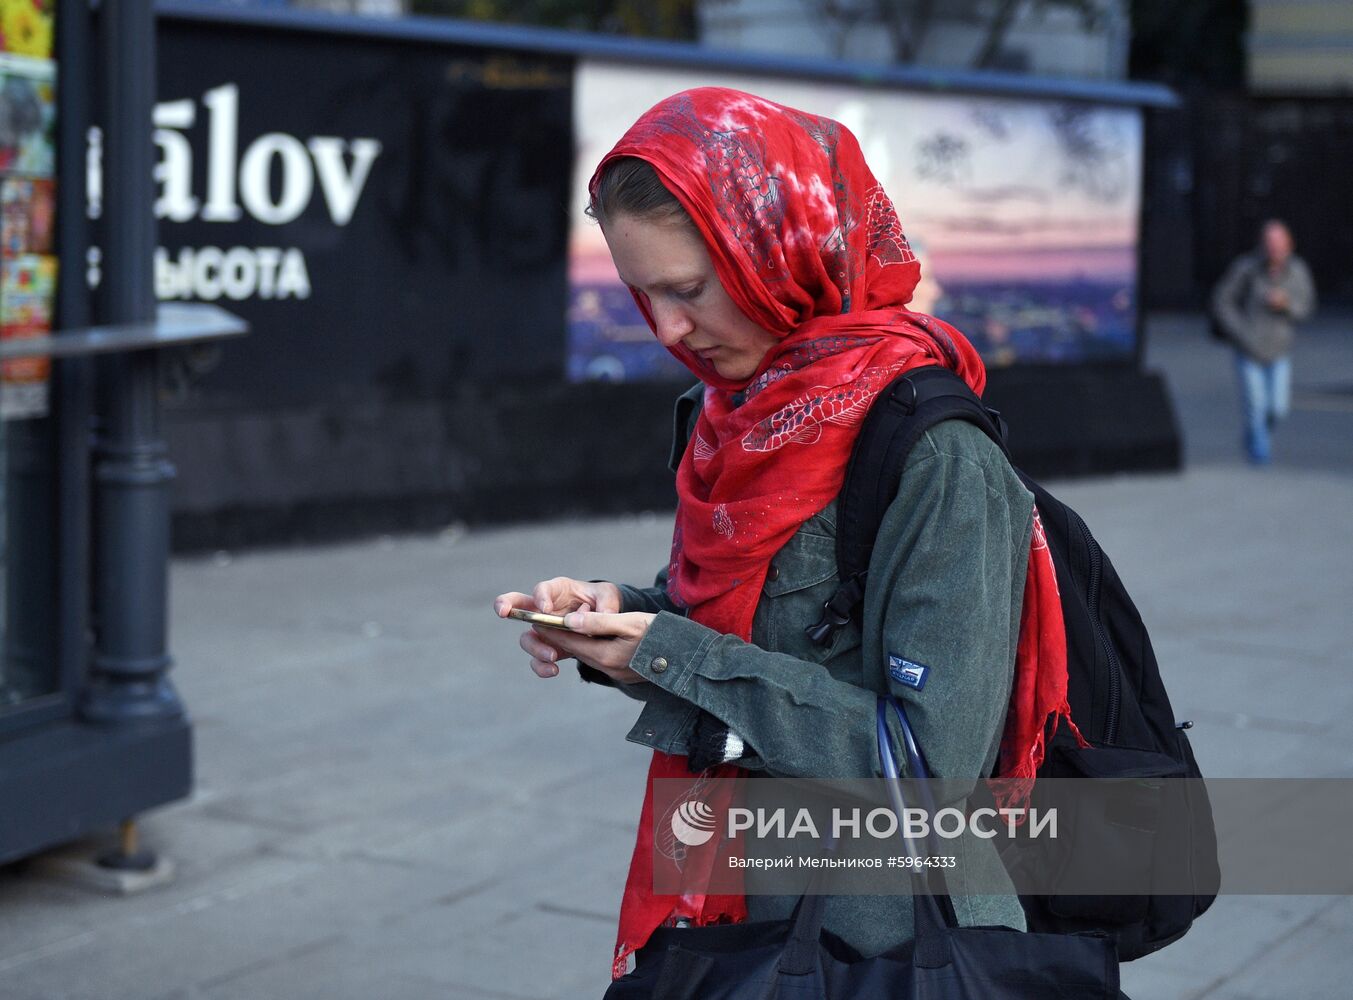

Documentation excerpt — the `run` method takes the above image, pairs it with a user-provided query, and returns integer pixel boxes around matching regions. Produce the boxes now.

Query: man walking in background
[1211,219,1317,465]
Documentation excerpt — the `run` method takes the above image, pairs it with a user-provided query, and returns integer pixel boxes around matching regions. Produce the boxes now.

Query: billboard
[151,23,573,409]
[567,61,1143,382]
[136,12,1169,547]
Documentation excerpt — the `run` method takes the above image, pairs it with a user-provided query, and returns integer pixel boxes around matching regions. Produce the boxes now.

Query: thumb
[562,609,627,636]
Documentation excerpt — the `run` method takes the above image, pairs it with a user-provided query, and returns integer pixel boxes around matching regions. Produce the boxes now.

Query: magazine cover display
[0,34,55,421]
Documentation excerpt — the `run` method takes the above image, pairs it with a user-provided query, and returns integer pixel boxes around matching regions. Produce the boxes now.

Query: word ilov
[86,83,382,303]
[726,806,1059,841]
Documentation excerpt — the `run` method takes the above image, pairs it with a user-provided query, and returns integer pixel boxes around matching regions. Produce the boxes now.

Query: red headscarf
[589,88,1082,979]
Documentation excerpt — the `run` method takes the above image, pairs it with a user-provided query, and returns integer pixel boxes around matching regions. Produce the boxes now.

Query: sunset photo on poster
[567,61,1143,382]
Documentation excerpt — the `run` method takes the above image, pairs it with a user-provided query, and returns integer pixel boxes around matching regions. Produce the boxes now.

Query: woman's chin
[708,357,754,380]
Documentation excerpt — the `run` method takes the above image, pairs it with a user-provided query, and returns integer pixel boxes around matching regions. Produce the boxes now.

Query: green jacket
[598,380,1034,958]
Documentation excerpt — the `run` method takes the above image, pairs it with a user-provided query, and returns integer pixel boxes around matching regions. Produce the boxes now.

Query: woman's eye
[673,285,704,301]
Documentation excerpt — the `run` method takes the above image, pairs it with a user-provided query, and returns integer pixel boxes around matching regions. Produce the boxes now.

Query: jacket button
[650,656,669,673]
[766,564,780,582]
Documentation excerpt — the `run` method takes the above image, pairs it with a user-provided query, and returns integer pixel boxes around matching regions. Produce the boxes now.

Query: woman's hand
[494,577,623,620]
[494,578,645,680]
[534,610,656,685]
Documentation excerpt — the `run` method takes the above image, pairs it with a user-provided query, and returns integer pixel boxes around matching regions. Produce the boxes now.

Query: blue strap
[876,696,959,947]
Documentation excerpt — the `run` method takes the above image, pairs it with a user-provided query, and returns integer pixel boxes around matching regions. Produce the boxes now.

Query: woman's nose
[652,302,694,348]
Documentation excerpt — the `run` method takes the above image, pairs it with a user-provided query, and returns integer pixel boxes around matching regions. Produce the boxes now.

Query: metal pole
[81,0,181,723]
[54,0,95,701]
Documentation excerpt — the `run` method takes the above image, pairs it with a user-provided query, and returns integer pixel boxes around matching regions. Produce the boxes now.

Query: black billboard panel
[154,21,572,408]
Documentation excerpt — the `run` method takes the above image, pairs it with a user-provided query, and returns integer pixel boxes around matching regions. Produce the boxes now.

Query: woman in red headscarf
[493,88,1077,980]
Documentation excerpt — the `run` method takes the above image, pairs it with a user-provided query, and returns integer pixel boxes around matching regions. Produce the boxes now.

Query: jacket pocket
[755,531,859,663]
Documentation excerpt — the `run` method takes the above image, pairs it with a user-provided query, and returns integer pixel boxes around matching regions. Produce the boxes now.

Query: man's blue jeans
[1234,349,1291,464]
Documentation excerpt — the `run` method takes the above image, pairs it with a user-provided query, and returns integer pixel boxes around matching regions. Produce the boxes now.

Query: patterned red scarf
[590,88,1082,980]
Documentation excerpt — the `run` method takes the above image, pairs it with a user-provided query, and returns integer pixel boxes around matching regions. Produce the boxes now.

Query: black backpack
[806,365,1220,962]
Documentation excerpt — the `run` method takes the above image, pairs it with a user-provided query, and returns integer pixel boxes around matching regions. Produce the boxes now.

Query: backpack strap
[806,365,1011,646]
[669,380,705,473]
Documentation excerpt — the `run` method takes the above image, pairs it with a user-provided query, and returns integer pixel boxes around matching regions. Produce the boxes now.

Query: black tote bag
[603,695,1126,1000]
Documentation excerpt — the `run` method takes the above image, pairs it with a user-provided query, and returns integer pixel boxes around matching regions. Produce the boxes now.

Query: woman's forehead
[604,214,710,287]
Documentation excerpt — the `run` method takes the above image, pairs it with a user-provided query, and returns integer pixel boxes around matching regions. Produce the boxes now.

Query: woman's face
[602,212,778,382]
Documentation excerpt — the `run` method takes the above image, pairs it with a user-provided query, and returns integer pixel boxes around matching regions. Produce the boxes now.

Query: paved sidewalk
[0,313,1350,999]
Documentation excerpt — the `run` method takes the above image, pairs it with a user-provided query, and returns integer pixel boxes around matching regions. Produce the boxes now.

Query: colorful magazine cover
[1,253,54,415]
[0,52,54,176]
[0,375,44,416]
[0,0,53,60]
[1,250,55,324]
[1,176,53,254]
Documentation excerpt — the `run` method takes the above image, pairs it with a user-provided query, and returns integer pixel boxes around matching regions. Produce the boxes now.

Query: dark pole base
[80,677,184,725]
[0,716,192,867]
[96,848,158,872]
[96,818,158,872]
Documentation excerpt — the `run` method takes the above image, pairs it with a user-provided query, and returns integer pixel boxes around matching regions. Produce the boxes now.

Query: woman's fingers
[529,654,559,678]
[553,611,653,671]
[592,582,623,614]
[532,577,623,615]
[493,591,537,617]
[519,628,565,678]
[498,581,632,681]
[533,578,580,614]
[519,628,564,659]
[500,579,621,617]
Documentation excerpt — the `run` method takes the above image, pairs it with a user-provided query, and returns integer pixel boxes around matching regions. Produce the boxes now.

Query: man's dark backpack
[807,365,1220,962]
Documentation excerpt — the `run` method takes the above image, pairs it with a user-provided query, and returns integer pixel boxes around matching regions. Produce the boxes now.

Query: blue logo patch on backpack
[888,654,929,690]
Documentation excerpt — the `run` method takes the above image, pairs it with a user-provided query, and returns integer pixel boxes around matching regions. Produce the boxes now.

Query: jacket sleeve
[1286,258,1317,322]
[1211,256,1252,345]
[623,422,1033,787]
[615,564,683,616]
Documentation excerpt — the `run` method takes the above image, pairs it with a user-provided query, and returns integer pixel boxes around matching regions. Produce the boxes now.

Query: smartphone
[507,608,575,631]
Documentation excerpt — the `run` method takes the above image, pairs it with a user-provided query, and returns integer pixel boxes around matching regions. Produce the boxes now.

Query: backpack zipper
[1070,507,1122,744]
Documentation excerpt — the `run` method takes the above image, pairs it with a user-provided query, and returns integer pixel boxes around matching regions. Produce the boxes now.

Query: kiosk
[0,0,244,866]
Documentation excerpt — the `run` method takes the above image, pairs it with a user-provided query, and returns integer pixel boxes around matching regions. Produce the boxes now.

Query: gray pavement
[1,312,1351,999]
